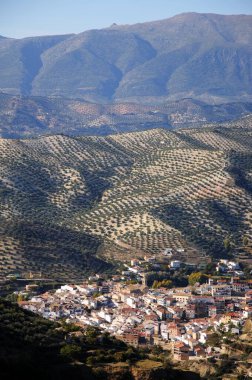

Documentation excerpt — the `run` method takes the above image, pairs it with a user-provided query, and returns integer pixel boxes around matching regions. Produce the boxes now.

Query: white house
[170,260,181,269]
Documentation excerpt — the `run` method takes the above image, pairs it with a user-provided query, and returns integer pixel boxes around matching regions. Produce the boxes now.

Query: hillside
[0,116,252,280]
[1,93,252,138]
[0,13,251,104]
[0,93,169,138]
[0,297,89,380]
[0,298,203,380]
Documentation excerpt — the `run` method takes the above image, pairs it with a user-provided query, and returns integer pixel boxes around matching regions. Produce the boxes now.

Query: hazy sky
[1,0,252,38]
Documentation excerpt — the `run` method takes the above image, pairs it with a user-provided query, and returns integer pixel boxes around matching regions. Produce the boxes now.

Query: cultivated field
[0,115,252,279]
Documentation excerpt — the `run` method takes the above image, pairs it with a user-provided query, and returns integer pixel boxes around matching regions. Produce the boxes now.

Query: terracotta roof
[194,347,204,352]
[225,312,240,317]
[174,342,185,348]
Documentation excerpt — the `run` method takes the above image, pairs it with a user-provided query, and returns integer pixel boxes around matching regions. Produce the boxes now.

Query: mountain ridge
[0,13,251,104]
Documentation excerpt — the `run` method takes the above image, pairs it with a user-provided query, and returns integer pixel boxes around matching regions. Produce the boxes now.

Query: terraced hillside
[0,116,252,280]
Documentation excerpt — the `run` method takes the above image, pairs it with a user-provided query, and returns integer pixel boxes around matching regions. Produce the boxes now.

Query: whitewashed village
[19,250,252,363]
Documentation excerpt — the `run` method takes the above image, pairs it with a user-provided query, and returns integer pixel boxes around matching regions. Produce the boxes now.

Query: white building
[170,260,181,269]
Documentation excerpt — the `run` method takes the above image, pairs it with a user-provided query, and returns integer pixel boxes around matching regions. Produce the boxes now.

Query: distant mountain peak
[0,13,251,104]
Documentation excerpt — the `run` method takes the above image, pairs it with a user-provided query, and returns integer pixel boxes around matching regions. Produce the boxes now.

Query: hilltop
[0,13,251,104]
[0,115,252,280]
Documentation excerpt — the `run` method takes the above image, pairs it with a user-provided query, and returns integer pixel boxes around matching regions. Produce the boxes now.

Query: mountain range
[0,13,252,104]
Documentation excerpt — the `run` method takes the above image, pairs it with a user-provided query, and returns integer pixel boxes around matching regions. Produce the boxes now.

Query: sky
[1,0,252,39]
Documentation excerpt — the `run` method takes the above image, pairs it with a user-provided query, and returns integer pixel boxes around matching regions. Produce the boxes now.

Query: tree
[86,356,96,366]
[223,237,231,251]
[151,345,163,355]
[60,344,81,360]
[188,272,208,286]
[152,280,159,289]
[243,319,252,334]
[85,326,100,345]
[243,235,249,246]
[181,310,187,321]
[207,332,221,347]
[113,351,125,362]
[205,262,216,275]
